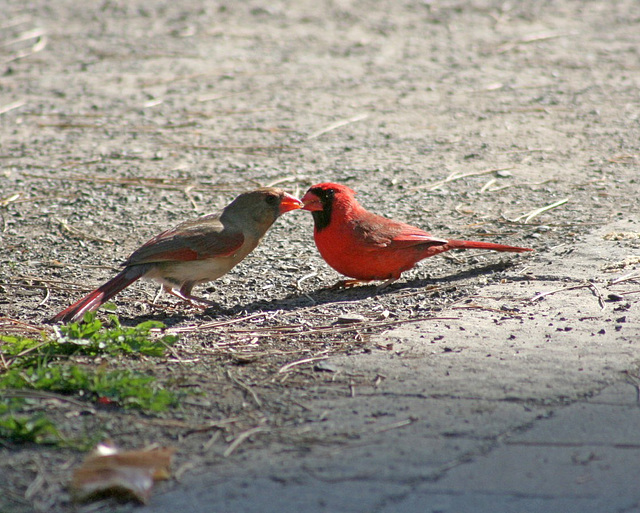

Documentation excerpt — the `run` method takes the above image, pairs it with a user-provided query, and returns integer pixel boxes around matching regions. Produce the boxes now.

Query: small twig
[183,185,199,211]
[36,282,50,307]
[479,178,497,193]
[0,192,21,207]
[265,175,299,187]
[160,339,189,368]
[3,338,51,369]
[530,283,589,302]
[182,417,242,435]
[227,370,262,408]
[1,27,46,47]
[58,219,115,244]
[202,431,222,453]
[0,317,49,333]
[307,113,368,140]
[497,32,573,54]
[168,143,290,154]
[0,100,26,116]
[225,316,460,340]
[485,179,555,193]
[296,272,318,290]
[4,30,48,64]
[25,472,46,502]
[411,167,514,191]
[168,312,269,333]
[371,418,416,434]
[608,154,639,164]
[0,193,77,207]
[0,389,94,409]
[22,172,236,192]
[197,90,253,103]
[511,197,569,224]
[612,289,640,296]
[609,270,640,286]
[223,426,265,457]
[452,304,522,317]
[278,356,329,374]
[587,282,605,310]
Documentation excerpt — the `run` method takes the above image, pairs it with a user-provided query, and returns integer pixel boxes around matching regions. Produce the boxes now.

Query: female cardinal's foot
[164,286,220,309]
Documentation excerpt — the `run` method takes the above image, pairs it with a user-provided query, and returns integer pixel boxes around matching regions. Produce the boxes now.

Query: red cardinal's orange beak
[301,191,323,212]
[279,193,304,214]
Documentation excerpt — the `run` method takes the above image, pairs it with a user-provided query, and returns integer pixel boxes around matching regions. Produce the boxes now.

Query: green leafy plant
[0,365,177,412]
[0,314,178,366]
[57,314,178,357]
[0,315,181,445]
[0,413,61,444]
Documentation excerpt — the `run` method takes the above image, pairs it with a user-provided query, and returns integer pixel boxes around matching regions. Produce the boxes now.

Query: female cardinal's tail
[49,267,146,324]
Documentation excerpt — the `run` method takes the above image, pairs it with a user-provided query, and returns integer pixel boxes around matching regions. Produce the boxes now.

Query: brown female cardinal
[50,188,303,323]
[301,182,532,286]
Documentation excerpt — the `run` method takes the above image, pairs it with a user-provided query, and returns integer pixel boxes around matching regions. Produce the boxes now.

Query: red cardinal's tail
[49,267,146,324]
[444,239,533,253]
[418,239,532,259]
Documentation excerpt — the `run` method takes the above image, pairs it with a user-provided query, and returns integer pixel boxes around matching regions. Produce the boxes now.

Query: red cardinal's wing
[387,231,449,249]
[352,213,448,250]
[125,214,245,265]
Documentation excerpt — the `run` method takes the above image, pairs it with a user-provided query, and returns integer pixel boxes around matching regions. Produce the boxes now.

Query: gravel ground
[1,1,639,511]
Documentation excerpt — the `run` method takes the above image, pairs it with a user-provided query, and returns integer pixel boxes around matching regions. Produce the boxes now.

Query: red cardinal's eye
[265,194,278,205]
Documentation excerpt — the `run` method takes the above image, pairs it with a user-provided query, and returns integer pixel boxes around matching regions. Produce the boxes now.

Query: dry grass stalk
[23,172,245,192]
[609,270,640,286]
[58,219,115,244]
[530,283,590,302]
[0,100,26,116]
[529,281,609,308]
[411,167,514,191]
[452,304,522,317]
[371,417,416,434]
[0,316,50,334]
[307,113,368,140]
[511,197,569,224]
[485,179,555,193]
[497,32,573,54]
[3,29,47,63]
[223,426,265,457]
[587,282,606,310]
[278,355,329,374]
[227,370,262,407]
[168,312,270,333]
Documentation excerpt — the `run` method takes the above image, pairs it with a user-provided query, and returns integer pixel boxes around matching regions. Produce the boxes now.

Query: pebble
[314,361,338,373]
[336,314,367,324]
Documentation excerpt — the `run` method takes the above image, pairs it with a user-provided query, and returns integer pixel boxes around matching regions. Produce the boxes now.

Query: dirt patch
[1,0,639,511]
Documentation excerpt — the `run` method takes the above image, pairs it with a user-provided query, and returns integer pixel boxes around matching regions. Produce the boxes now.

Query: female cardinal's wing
[125,214,245,265]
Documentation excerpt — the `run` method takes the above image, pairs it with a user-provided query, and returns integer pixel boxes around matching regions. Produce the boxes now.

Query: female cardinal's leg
[163,284,218,308]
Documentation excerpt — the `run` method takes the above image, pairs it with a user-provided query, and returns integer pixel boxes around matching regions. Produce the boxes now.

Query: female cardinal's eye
[265,194,278,205]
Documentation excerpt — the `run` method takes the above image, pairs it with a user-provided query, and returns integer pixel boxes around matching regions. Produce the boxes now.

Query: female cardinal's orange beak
[279,193,304,214]
[301,191,323,212]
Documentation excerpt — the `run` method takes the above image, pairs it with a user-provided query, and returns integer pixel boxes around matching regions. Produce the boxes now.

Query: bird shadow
[118,260,531,327]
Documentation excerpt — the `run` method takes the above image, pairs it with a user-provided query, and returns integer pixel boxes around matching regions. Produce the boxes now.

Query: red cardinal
[301,182,532,286]
[50,188,302,323]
